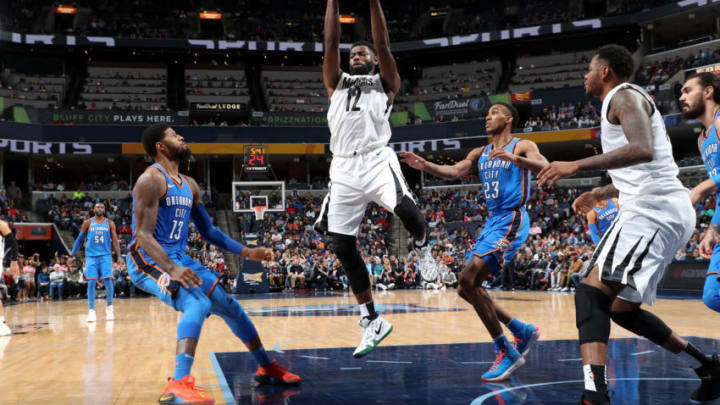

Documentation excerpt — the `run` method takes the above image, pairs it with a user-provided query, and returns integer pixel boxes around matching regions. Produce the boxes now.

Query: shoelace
[489,349,506,372]
[513,336,523,349]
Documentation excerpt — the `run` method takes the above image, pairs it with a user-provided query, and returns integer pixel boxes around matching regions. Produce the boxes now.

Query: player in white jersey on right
[539,44,719,404]
[319,0,436,358]
[0,219,19,336]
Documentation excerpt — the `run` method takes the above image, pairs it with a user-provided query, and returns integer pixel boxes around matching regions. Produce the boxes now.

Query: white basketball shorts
[585,188,695,305]
[327,146,413,236]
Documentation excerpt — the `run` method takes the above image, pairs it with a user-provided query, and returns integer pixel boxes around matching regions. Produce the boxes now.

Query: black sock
[684,342,711,366]
[360,301,378,321]
[592,365,607,393]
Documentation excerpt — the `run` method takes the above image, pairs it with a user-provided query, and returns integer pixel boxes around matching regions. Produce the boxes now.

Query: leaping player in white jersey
[539,44,720,405]
[0,219,19,336]
[318,0,436,358]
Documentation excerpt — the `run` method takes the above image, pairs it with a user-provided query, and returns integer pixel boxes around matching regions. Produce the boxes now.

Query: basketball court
[0,289,717,404]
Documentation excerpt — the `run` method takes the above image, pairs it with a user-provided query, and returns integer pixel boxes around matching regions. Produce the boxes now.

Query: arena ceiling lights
[339,15,356,24]
[54,4,77,14]
[199,10,222,20]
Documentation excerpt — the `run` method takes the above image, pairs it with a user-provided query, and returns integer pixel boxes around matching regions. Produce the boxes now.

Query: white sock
[0,316,4,324]
[583,364,596,391]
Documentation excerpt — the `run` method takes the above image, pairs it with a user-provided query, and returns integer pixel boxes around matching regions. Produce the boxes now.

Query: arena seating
[263,67,327,113]
[510,51,594,92]
[78,64,167,110]
[0,70,68,108]
[185,66,250,107]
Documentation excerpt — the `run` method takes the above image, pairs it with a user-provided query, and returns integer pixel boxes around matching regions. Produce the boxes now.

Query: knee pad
[703,276,720,313]
[610,307,672,346]
[332,233,369,293]
[393,195,426,239]
[575,284,612,345]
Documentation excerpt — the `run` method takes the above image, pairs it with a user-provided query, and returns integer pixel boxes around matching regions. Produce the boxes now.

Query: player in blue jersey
[72,202,121,322]
[130,124,299,405]
[586,198,619,245]
[400,103,549,382]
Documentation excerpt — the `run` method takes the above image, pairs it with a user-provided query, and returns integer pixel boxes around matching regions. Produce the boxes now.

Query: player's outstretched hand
[171,266,202,289]
[700,230,720,259]
[488,148,517,164]
[398,151,427,170]
[572,191,597,217]
[245,247,274,261]
[538,161,580,187]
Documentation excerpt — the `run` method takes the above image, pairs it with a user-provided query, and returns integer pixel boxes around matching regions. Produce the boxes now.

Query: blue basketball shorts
[127,249,222,310]
[468,209,530,273]
[85,255,113,280]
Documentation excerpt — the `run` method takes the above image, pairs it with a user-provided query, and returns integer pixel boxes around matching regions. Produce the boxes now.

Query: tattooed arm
[577,90,654,170]
[538,89,653,186]
[592,183,619,200]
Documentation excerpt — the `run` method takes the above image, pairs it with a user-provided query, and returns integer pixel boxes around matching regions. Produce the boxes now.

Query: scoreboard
[243,144,269,172]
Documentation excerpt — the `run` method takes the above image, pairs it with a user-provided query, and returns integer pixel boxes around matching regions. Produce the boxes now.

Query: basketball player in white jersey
[0,219,19,336]
[319,0,435,358]
[539,44,719,404]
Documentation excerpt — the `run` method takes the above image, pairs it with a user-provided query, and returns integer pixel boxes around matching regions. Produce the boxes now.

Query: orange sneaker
[254,360,301,385]
[158,375,215,405]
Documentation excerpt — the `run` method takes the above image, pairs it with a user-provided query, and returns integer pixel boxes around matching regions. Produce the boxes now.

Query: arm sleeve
[72,232,86,255]
[711,195,720,226]
[4,232,18,261]
[588,223,601,244]
[190,204,245,256]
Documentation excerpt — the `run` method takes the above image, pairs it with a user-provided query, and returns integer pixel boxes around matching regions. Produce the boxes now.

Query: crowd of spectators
[523,102,600,132]
[635,47,720,87]
[244,179,713,295]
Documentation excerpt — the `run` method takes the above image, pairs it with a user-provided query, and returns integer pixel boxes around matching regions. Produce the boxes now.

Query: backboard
[232,181,285,218]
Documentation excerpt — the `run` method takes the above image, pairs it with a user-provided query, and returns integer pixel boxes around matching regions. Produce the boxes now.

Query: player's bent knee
[393,195,426,238]
[575,284,611,345]
[610,308,672,346]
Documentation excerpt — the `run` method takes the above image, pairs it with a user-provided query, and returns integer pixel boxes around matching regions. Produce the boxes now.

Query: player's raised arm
[399,147,482,180]
[108,220,122,261]
[369,0,401,97]
[323,0,342,97]
[187,177,272,262]
[133,170,201,288]
[489,139,549,174]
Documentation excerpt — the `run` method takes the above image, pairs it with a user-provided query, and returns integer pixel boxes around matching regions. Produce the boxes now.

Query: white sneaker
[353,316,393,358]
[0,322,11,336]
[561,287,569,292]
[415,245,438,282]
[87,309,96,323]
[106,306,114,321]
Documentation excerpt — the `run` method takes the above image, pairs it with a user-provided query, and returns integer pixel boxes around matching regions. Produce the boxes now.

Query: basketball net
[252,206,267,221]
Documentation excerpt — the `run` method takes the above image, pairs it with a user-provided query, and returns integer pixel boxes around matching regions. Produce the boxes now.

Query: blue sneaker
[513,324,540,357]
[481,347,525,382]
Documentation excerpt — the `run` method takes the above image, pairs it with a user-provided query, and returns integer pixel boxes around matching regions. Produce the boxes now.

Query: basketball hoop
[252,205,267,221]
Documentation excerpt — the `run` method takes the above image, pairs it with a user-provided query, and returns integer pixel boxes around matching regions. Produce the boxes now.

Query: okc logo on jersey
[157,273,172,288]
[495,238,510,252]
